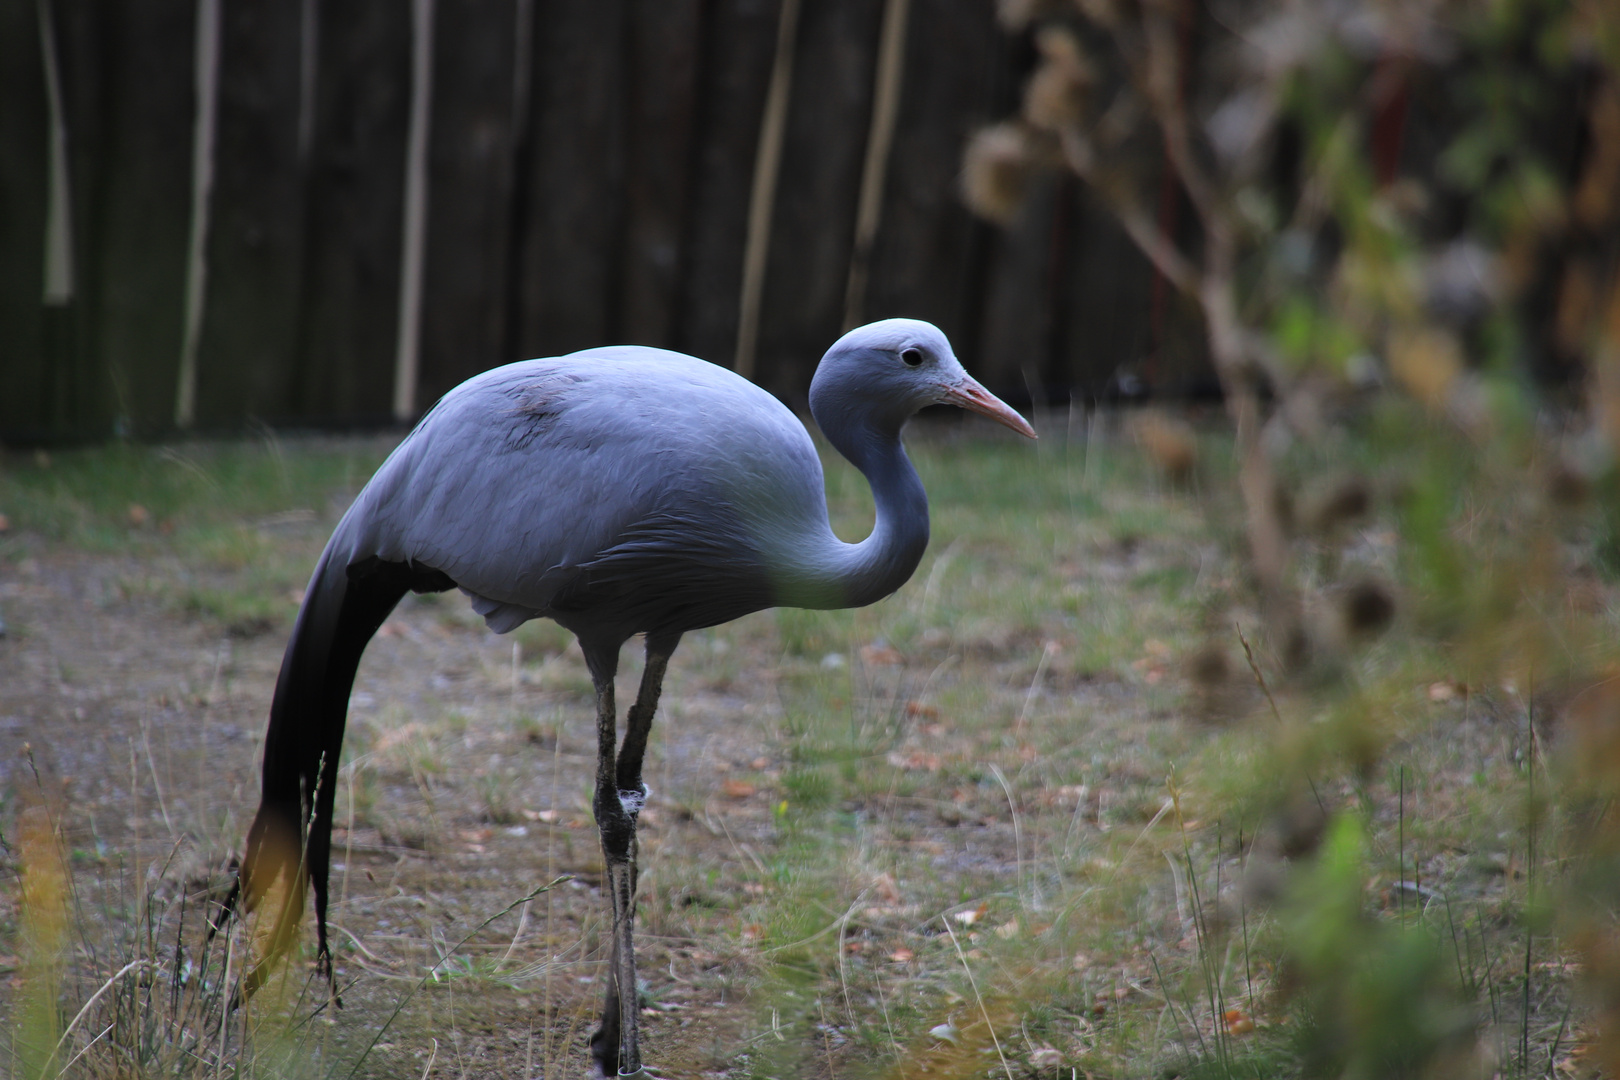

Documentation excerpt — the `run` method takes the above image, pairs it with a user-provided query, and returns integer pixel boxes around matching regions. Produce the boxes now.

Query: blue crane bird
[231,318,1034,1076]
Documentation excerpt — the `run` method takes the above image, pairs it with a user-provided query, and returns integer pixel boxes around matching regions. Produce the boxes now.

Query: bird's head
[809,318,1036,440]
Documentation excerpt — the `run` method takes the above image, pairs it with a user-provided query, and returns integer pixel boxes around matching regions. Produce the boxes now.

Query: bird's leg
[615,637,678,803]
[587,639,677,1077]
[586,656,641,1077]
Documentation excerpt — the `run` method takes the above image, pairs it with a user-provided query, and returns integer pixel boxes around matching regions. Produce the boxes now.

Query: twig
[836,890,870,1025]
[988,764,1028,909]
[139,718,176,837]
[1235,624,1280,723]
[1016,642,1056,738]
[42,959,150,1076]
[52,1021,114,1079]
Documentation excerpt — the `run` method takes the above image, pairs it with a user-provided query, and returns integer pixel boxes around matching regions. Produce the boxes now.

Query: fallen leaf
[721,779,756,799]
[871,871,902,904]
[860,643,904,666]
[928,1021,960,1045]
[953,902,989,926]
[521,809,560,824]
[1224,1007,1255,1035]
[1030,1047,1063,1068]
[904,700,939,719]
[888,947,915,963]
[886,750,942,772]
[1427,680,1460,702]
[740,924,765,942]
[128,504,150,527]
[0,514,10,532]
[994,918,1020,940]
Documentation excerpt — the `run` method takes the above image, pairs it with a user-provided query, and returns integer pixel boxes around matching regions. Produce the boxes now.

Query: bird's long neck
[798,415,930,610]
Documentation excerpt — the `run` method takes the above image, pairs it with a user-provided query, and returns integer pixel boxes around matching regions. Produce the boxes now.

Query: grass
[0,407,1613,1077]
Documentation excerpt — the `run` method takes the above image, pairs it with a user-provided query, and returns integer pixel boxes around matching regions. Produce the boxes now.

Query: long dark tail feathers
[236,800,309,1002]
[229,550,445,1005]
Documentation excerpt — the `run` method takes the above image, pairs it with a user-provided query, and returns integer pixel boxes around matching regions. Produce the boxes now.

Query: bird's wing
[324,352,828,629]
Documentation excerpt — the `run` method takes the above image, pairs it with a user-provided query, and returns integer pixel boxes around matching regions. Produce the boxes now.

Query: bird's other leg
[615,634,679,809]
[584,649,640,1077]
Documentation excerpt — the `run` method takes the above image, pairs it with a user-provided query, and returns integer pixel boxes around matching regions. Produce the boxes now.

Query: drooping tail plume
[229,548,450,998]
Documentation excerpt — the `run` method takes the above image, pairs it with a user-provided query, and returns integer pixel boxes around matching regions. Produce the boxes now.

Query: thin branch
[1057,130,1202,296]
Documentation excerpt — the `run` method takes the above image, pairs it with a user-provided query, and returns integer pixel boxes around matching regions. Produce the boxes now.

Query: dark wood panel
[0,0,49,441]
[1,1,1213,442]
[1056,183,1158,396]
[617,0,705,348]
[860,0,1002,361]
[754,0,885,403]
[676,0,784,366]
[509,0,627,359]
[416,0,520,407]
[37,0,106,439]
[295,0,412,424]
[193,0,308,427]
[82,0,196,437]
[974,172,1061,398]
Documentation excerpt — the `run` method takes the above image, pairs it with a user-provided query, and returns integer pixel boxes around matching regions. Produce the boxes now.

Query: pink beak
[941,375,1038,439]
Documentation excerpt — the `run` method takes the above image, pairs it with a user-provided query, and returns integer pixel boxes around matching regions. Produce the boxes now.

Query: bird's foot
[617,783,649,818]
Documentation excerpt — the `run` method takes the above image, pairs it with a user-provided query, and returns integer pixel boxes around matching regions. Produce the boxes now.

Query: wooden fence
[0,0,1202,444]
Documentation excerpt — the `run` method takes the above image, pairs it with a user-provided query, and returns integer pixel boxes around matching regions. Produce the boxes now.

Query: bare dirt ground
[4,429,1580,1079]
[0,432,1214,1078]
[0,539,790,1075]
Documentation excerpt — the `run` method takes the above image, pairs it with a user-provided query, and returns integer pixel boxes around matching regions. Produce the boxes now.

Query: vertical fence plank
[974,173,1061,398]
[79,2,196,437]
[37,0,106,439]
[859,0,1001,357]
[296,0,411,424]
[0,0,49,440]
[1056,184,1157,397]
[754,0,885,402]
[192,0,309,427]
[618,0,705,348]
[676,0,784,366]
[415,0,519,407]
[509,0,627,358]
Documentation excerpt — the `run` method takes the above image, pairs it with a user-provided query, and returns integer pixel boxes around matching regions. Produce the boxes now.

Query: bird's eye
[900,347,925,368]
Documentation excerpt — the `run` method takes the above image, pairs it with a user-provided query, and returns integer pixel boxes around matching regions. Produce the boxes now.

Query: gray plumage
[230,318,1034,1076]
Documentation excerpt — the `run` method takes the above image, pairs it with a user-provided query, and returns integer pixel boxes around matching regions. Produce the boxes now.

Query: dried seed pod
[1024,26,1093,132]
[963,123,1040,224]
